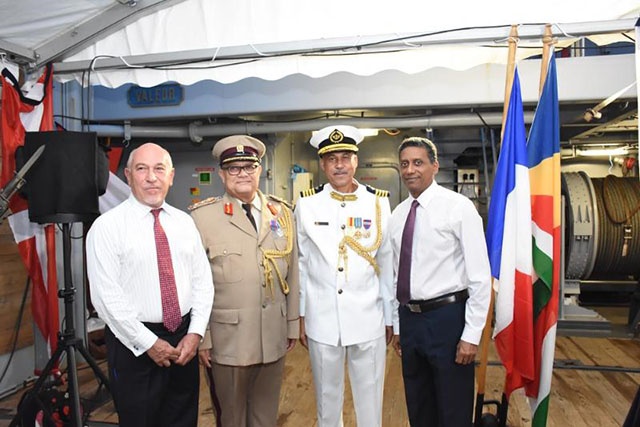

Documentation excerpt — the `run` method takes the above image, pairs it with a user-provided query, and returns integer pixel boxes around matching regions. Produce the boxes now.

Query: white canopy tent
[0,0,636,149]
[0,0,638,404]
[0,0,637,87]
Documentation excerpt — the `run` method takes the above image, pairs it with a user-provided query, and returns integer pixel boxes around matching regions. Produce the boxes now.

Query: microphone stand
[11,223,112,426]
[3,144,112,425]
[0,144,46,222]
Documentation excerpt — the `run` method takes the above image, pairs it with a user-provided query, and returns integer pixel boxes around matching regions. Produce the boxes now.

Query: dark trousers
[399,301,474,427]
[105,316,199,427]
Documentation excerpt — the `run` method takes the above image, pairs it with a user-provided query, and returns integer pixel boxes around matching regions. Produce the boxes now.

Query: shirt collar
[127,193,171,219]
[326,179,361,196]
[229,193,262,212]
[413,180,439,207]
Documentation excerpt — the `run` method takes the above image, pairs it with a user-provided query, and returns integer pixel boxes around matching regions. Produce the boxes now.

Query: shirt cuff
[460,326,482,346]
[130,328,158,357]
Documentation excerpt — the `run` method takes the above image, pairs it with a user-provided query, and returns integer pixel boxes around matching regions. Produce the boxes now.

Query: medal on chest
[346,216,371,239]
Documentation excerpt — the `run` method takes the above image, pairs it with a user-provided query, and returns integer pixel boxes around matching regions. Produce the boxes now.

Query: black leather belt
[143,312,190,333]
[405,289,469,313]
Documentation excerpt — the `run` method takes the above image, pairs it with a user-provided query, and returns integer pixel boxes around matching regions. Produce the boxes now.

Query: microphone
[0,144,46,221]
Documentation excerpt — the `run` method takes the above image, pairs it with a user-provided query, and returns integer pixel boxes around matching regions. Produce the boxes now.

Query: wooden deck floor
[0,333,638,427]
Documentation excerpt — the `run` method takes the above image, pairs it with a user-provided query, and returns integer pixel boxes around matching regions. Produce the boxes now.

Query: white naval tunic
[296,182,394,346]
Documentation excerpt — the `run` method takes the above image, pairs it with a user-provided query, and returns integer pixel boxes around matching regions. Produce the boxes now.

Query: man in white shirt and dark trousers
[296,125,394,427]
[390,137,491,427]
[86,143,214,427]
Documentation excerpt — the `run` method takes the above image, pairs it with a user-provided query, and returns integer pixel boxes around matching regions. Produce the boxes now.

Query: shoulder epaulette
[188,196,222,211]
[267,194,293,209]
[366,185,390,198]
[299,184,325,198]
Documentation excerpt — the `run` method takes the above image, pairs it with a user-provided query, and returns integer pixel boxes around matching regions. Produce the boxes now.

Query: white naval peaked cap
[309,125,364,157]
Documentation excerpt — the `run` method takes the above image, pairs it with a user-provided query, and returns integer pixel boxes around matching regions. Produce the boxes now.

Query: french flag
[486,67,535,397]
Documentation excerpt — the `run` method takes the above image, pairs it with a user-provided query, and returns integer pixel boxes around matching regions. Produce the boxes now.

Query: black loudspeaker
[16,131,109,224]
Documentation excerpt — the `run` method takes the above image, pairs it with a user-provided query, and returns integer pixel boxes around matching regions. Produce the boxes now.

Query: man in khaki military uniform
[191,135,299,427]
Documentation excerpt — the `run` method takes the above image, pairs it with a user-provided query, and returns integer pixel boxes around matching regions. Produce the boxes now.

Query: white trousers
[308,335,387,427]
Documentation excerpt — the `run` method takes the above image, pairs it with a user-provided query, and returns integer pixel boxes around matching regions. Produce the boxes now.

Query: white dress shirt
[86,194,214,356]
[390,181,491,345]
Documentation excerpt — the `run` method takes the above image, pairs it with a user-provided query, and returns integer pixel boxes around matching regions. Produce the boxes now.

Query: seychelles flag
[486,67,535,397]
[526,54,561,427]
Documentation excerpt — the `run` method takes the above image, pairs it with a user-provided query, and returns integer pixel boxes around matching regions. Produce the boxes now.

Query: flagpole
[497,25,522,427]
[500,25,519,140]
[528,25,562,427]
[539,24,554,96]
[474,24,520,427]
[474,279,495,426]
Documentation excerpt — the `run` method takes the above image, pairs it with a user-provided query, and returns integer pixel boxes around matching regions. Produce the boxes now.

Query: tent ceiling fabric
[0,0,637,88]
[0,0,188,68]
[0,0,113,49]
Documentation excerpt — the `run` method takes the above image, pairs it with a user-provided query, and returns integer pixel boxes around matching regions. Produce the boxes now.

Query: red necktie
[397,200,419,305]
[151,209,182,332]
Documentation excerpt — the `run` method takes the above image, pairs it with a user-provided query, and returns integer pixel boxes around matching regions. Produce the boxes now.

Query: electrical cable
[72,22,634,75]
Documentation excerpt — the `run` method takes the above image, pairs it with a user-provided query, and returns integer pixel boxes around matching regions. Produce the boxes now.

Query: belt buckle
[407,303,422,313]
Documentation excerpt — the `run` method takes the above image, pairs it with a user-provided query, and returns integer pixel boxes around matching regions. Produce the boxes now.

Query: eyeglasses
[222,163,260,176]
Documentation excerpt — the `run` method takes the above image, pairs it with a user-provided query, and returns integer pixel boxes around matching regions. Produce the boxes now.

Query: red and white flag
[1,64,59,355]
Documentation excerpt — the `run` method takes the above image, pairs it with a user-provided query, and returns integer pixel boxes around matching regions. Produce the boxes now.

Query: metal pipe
[88,112,535,141]
[485,360,640,374]
[580,279,639,286]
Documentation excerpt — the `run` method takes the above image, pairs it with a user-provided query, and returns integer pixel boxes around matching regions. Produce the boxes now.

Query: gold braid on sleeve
[339,196,383,276]
[261,205,294,296]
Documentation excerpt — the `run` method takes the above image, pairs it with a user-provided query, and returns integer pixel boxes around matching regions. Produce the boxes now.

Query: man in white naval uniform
[295,125,394,427]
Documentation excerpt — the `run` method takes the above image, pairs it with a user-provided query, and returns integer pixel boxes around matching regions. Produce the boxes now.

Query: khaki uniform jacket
[190,190,300,366]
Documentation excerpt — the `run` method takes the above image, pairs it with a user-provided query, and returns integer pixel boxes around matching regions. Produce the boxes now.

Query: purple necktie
[397,200,419,305]
[151,209,182,332]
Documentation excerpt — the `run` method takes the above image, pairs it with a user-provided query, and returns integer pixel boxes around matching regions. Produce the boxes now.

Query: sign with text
[127,84,183,108]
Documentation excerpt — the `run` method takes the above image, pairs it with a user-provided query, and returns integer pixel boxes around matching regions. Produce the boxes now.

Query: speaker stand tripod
[11,223,111,427]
